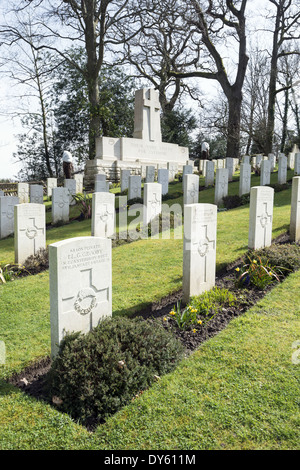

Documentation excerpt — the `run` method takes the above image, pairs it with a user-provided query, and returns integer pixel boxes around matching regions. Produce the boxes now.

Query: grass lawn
[0,167,299,450]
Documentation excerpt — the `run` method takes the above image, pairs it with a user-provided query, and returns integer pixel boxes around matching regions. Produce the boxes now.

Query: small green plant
[169,301,199,330]
[168,288,237,330]
[72,192,92,219]
[235,254,280,290]
[0,263,29,283]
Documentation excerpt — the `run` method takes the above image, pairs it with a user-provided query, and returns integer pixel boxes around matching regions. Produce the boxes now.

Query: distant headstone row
[48,177,300,358]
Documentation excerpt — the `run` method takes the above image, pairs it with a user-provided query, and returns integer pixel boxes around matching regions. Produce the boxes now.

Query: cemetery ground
[0,169,299,450]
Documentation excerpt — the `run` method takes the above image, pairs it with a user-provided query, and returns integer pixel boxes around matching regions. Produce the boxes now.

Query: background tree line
[0,0,299,179]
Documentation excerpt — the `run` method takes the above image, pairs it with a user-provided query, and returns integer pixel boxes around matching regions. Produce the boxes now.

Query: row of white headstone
[48,176,300,357]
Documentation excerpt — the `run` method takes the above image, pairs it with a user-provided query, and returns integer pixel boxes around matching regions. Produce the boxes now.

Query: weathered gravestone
[260,160,271,186]
[205,161,215,187]
[74,174,84,193]
[47,178,57,198]
[17,183,29,204]
[91,192,115,238]
[278,155,287,184]
[157,168,169,195]
[239,162,251,196]
[268,153,276,172]
[14,203,46,264]
[30,184,44,204]
[143,182,162,226]
[225,158,234,181]
[288,152,295,170]
[146,165,155,183]
[183,174,199,205]
[0,196,19,239]
[64,179,77,205]
[95,180,109,192]
[0,191,4,197]
[182,165,193,193]
[121,169,130,192]
[248,186,274,250]
[214,168,228,206]
[49,236,112,357]
[167,162,178,181]
[128,175,141,200]
[52,187,70,224]
[290,176,300,242]
[183,203,217,303]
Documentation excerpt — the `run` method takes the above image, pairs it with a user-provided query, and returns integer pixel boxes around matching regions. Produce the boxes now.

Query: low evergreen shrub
[47,316,184,427]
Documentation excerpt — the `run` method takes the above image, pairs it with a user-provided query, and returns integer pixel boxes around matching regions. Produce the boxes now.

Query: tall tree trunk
[266,2,281,155]
[227,92,243,158]
[281,88,289,152]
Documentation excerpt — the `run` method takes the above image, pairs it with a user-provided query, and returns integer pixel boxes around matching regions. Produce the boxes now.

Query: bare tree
[265,0,300,154]
[168,0,249,159]
[122,0,201,115]
[0,0,139,160]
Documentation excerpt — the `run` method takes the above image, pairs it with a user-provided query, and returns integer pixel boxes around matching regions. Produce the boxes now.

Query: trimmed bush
[47,316,184,427]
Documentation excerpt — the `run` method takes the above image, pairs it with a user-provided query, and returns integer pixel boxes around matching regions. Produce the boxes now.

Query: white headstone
[278,155,287,184]
[256,155,263,168]
[214,168,228,206]
[239,163,251,196]
[260,160,271,186]
[288,152,295,170]
[121,169,131,192]
[52,187,70,224]
[17,183,29,204]
[146,165,155,183]
[47,178,57,198]
[30,184,44,204]
[182,165,193,192]
[225,158,234,181]
[74,174,84,193]
[290,177,300,242]
[0,191,4,197]
[157,168,169,195]
[294,153,300,176]
[167,162,178,182]
[95,173,106,182]
[248,186,274,250]
[0,196,19,239]
[64,179,77,205]
[202,160,208,177]
[243,155,250,165]
[95,180,109,192]
[49,236,112,357]
[205,161,215,187]
[183,174,199,205]
[183,203,217,303]
[128,175,141,200]
[91,192,115,238]
[268,153,276,172]
[143,182,162,225]
[14,203,46,265]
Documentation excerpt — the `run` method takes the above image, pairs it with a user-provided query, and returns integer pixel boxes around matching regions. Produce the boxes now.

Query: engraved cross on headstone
[192,224,215,284]
[96,203,114,237]
[150,192,161,218]
[19,217,44,251]
[143,89,160,142]
[258,202,272,246]
[62,267,109,331]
